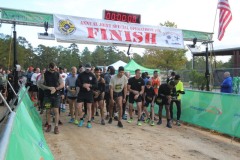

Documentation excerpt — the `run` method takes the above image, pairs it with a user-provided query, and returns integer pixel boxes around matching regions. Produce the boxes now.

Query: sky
[0,0,240,62]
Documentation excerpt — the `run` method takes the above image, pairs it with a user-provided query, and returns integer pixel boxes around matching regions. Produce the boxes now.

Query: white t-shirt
[60,73,68,86]
[31,73,40,85]
[110,74,128,93]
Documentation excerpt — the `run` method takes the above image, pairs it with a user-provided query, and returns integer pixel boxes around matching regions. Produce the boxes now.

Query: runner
[76,63,97,128]
[66,67,78,124]
[127,69,145,126]
[59,67,68,112]
[170,75,185,126]
[104,66,115,120]
[143,81,156,126]
[149,70,161,96]
[92,67,105,125]
[39,62,64,134]
[156,81,175,128]
[108,66,128,127]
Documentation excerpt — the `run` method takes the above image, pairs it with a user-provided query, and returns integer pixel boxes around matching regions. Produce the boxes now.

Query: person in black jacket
[156,81,175,128]
[76,63,98,129]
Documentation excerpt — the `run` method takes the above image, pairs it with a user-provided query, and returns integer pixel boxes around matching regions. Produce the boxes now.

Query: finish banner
[53,14,184,49]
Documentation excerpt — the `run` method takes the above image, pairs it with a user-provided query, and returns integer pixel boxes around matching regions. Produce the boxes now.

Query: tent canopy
[124,59,160,75]
[109,60,127,70]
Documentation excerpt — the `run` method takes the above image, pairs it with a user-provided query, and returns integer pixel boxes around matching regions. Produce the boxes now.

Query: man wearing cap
[170,75,185,126]
[76,63,97,128]
[38,62,64,134]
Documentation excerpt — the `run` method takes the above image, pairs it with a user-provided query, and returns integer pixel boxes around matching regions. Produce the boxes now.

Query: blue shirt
[221,76,232,93]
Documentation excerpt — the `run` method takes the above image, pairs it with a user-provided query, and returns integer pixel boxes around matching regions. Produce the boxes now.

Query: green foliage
[189,70,206,90]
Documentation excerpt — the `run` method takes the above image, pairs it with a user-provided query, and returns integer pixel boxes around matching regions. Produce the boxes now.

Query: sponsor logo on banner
[190,106,222,115]
[58,19,76,35]
[234,113,240,118]
[163,32,181,46]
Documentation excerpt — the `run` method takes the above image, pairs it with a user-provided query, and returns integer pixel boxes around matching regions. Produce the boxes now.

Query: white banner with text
[54,14,184,49]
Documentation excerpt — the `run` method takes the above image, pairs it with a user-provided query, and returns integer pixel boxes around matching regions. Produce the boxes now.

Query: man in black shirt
[127,69,145,126]
[156,81,175,128]
[39,62,64,134]
[76,63,97,128]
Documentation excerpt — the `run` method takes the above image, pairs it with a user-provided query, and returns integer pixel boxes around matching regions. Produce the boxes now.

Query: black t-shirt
[158,83,171,98]
[76,71,97,93]
[144,86,155,101]
[128,77,144,92]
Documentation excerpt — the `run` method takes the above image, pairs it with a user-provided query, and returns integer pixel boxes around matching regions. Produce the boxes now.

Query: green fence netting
[133,90,240,138]
[4,87,54,160]
[172,90,240,138]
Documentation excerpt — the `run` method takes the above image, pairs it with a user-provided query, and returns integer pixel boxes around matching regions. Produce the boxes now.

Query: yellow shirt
[176,80,184,100]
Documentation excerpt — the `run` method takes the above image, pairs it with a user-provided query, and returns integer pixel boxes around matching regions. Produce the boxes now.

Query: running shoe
[74,119,79,125]
[87,122,92,128]
[144,118,150,123]
[108,118,112,124]
[118,121,123,128]
[137,121,142,126]
[101,119,105,125]
[78,120,84,127]
[45,125,52,132]
[91,117,95,122]
[69,118,74,123]
[140,115,145,121]
[150,120,155,126]
[127,118,133,123]
[166,122,172,128]
[54,126,59,134]
[176,120,181,126]
[157,119,162,125]
[122,114,127,120]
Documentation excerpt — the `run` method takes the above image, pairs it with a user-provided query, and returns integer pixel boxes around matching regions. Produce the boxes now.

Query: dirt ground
[44,107,240,160]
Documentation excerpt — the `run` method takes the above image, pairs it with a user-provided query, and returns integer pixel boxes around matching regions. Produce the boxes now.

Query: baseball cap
[175,75,180,80]
[85,63,91,70]
[171,72,176,76]
[118,66,124,72]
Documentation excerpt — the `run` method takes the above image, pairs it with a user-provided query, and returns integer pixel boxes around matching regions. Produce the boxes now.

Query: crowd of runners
[0,62,185,134]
